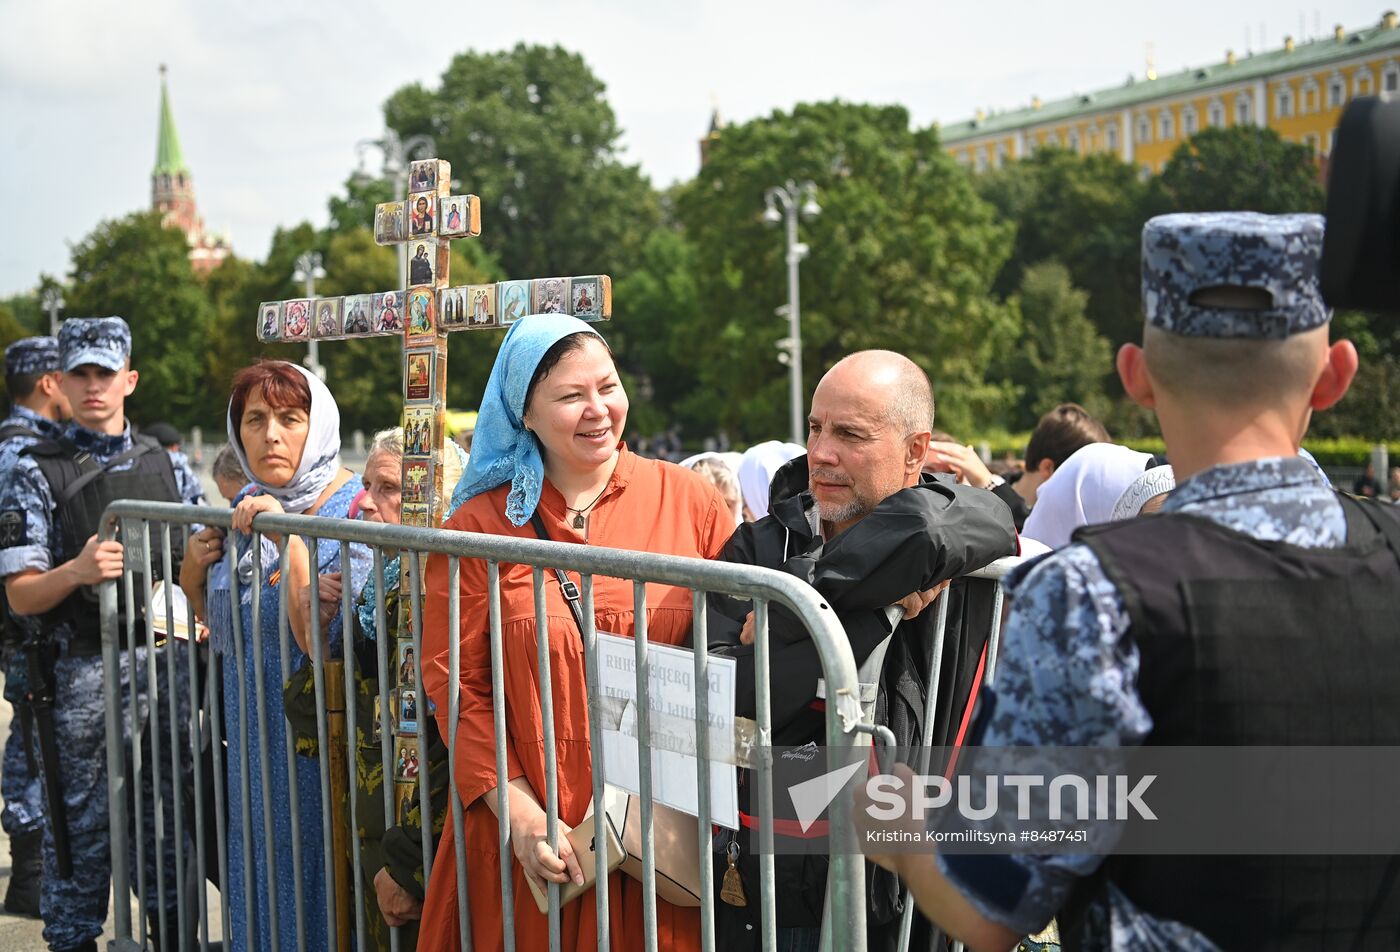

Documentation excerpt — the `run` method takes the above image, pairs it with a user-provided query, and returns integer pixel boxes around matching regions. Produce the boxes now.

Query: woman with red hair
[180,359,371,952]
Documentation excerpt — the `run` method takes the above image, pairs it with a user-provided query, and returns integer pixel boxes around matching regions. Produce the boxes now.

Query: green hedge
[979,435,1397,468]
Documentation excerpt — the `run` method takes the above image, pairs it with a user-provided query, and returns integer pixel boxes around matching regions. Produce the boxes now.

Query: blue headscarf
[450,314,603,525]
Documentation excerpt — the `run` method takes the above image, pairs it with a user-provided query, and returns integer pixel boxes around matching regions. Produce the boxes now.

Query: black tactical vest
[1060,495,1400,951]
[23,434,184,648]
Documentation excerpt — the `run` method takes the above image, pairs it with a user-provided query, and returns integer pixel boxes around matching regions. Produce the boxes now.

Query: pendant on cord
[572,513,586,530]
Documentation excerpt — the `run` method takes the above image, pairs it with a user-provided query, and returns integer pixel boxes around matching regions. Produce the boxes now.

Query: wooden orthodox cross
[255,156,612,529]
[253,158,612,943]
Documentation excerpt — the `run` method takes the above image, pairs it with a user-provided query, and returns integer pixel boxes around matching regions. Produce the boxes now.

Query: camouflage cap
[4,336,60,377]
[59,316,130,372]
[1141,212,1329,339]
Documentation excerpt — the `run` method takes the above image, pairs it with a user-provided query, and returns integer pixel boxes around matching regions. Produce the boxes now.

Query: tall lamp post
[355,130,437,288]
[292,252,327,379]
[41,288,64,337]
[763,180,820,444]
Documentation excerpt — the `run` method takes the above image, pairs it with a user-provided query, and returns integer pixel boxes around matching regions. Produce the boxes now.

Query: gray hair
[367,425,467,498]
[211,444,247,483]
[368,426,403,460]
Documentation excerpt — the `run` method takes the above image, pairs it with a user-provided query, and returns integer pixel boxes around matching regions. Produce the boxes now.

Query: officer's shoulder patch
[0,509,26,547]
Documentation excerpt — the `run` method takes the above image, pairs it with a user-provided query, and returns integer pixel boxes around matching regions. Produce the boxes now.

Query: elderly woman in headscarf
[286,426,466,950]
[179,359,371,952]
[416,315,730,952]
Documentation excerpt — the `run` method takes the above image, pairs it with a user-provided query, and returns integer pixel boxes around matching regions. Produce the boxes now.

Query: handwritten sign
[595,632,739,830]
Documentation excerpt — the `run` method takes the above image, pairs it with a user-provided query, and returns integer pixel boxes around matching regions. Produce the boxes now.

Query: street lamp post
[764,180,820,444]
[355,130,437,288]
[41,288,64,337]
[292,252,328,379]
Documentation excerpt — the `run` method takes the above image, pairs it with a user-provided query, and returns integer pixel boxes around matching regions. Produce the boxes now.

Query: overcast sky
[0,0,1385,295]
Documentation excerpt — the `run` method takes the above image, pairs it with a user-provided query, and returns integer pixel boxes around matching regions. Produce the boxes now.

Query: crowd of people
[0,209,1397,952]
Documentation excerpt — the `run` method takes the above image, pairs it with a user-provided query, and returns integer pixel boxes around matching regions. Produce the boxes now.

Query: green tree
[1156,126,1325,215]
[671,102,1018,439]
[997,261,1114,429]
[611,228,705,436]
[976,147,1151,347]
[0,303,33,358]
[65,211,218,428]
[381,44,661,282]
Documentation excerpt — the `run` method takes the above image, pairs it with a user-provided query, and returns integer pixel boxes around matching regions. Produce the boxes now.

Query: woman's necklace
[565,485,609,530]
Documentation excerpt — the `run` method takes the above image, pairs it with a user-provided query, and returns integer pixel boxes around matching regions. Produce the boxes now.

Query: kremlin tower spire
[152,65,228,275]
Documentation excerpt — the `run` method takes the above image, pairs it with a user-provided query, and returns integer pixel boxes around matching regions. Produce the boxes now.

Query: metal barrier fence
[96,500,878,952]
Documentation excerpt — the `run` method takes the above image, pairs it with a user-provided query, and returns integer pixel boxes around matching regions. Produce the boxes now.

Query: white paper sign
[595,632,740,830]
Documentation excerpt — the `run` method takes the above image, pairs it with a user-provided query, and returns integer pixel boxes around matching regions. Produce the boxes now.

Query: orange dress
[418,448,731,952]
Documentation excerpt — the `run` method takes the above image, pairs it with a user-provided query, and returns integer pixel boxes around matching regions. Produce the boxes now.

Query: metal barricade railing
[96,500,874,952]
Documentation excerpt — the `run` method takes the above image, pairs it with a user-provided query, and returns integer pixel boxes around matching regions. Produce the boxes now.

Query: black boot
[57,942,97,952]
[3,828,42,917]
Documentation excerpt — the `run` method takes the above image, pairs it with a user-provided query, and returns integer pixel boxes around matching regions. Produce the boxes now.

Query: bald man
[705,350,1017,951]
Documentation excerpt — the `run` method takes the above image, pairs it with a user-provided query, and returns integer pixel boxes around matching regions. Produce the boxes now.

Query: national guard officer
[0,335,70,916]
[0,318,205,952]
[856,213,1400,949]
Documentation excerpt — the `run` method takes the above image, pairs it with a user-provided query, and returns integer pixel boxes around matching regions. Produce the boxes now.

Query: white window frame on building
[1275,84,1294,119]
[1328,72,1346,108]
[1301,78,1319,113]
[1106,122,1119,152]
[1356,68,1374,96]
[1385,61,1400,93]
[1208,100,1225,128]
[995,142,1008,167]
[1182,105,1199,135]
[1159,109,1174,141]
[1328,128,1337,154]
[1068,129,1080,152]
[975,147,988,171]
[1137,114,1152,144]
[1234,94,1252,125]
[1045,131,1060,147]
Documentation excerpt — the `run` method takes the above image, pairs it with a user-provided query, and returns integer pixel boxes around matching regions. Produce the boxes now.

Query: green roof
[942,17,1400,142]
[154,69,187,176]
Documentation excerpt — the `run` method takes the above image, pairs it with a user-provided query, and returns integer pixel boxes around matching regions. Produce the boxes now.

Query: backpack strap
[0,423,38,443]
[1338,492,1400,562]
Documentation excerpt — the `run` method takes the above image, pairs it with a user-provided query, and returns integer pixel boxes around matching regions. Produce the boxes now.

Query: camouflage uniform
[1,339,66,840]
[0,319,205,950]
[936,214,1350,949]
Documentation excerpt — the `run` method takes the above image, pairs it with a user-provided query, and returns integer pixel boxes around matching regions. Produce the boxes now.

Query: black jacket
[704,456,1017,947]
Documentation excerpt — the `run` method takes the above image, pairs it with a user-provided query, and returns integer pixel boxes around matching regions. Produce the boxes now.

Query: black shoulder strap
[1338,492,1400,561]
[528,512,588,640]
[0,423,37,443]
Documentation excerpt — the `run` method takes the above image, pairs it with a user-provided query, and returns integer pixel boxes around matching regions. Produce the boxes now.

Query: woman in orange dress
[419,315,731,951]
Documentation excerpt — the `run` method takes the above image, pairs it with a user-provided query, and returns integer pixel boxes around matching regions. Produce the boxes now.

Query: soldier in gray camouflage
[0,318,205,951]
[857,212,1400,949]
[0,335,69,916]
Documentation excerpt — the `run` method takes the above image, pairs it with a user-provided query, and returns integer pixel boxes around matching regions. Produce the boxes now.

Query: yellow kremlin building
[941,11,1400,175]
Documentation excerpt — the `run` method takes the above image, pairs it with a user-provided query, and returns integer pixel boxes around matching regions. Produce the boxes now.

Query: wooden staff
[324,658,352,952]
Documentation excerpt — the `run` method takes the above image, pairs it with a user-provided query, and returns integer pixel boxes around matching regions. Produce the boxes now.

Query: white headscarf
[737,440,806,519]
[1021,443,1153,549]
[1110,465,1177,520]
[226,361,342,515]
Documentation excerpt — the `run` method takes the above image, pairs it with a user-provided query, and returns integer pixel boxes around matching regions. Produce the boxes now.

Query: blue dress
[207,480,371,952]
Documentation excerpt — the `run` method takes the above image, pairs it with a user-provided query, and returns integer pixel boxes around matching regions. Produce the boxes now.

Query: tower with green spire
[151,65,228,274]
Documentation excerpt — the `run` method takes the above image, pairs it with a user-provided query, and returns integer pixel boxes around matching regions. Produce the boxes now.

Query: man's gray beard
[815,495,875,527]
